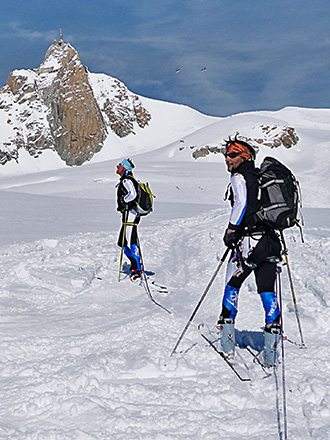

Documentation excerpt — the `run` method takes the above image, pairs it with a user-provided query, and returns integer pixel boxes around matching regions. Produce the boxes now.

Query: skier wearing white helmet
[116,158,141,281]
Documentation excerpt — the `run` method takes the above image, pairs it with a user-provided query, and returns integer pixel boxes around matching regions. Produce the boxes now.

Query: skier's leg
[259,290,281,326]
[217,284,238,356]
[117,224,127,248]
[217,249,251,356]
[123,246,134,260]
[119,211,139,271]
[130,244,141,271]
[130,214,141,272]
[256,262,281,367]
[263,321,281,367]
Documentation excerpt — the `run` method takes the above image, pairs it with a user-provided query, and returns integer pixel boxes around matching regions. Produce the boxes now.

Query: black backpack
[255,156,302,231]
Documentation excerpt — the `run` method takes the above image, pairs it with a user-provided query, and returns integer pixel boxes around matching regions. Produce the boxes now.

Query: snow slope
[0,105,330,439]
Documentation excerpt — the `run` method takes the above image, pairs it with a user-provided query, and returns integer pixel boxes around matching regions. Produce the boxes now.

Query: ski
[151,279,168,294]
[199,324,273,380]
[200,332,251,382]
[131,273,168,295]
[122,268,171,314]
[140,269,171,314]
[121,264,169,294]
[143,270,169,294]
[242,344,272,378]
[121,269,168,295]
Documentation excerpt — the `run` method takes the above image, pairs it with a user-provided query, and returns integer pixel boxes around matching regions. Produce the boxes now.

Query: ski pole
[279,231,306,348]
[118,209,128,282]
[136,233,171,314]
[276,266,288,440]
[170,247,231,357]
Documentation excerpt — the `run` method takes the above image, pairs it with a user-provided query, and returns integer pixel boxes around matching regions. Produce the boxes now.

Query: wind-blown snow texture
[0,104,330,439]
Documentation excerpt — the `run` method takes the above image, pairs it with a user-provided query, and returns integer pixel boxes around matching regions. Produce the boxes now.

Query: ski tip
[144,270,155,276]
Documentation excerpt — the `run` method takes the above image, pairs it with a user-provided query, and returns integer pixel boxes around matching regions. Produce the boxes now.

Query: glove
[223,230,238,249]
[117,197,128,212]
[127,201,137,211]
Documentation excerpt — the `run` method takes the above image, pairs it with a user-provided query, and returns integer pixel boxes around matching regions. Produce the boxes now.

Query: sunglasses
[224,152,241,158]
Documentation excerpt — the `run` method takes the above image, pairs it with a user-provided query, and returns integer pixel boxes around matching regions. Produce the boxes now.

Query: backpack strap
[223,183,232,201]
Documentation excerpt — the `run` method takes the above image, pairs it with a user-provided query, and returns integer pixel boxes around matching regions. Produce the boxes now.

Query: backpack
[135,181,154,216]
[255,156,302,231]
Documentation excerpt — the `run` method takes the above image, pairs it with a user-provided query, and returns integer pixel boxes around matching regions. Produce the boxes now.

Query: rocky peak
[0,37,151,166]
[42,39,106,165]
[190,124,299,159]
[36,38,75,74]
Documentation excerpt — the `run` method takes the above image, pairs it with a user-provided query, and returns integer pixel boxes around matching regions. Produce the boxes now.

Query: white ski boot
[263,324,281,367]
[218,319,235,358]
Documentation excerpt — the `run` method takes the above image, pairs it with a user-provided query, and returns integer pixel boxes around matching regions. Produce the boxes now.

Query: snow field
[1,103,330,438]
[0,205,329,439]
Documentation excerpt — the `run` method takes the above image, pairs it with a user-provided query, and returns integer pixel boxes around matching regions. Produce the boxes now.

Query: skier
[218,136,282,367]
[116,158,142,281]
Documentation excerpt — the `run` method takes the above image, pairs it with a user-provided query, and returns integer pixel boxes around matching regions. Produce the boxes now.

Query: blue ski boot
[263,324,281,367]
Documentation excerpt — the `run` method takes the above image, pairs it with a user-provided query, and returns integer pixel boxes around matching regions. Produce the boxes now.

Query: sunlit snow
[0,101,329,439]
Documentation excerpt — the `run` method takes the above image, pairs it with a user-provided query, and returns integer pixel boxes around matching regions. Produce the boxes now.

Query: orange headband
[226,142,251,160]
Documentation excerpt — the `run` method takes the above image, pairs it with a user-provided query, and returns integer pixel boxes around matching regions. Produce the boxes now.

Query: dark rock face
[190,125,299,159]
[44,41,106,165]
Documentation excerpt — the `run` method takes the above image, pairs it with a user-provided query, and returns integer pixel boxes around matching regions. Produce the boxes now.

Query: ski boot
[130,269,141,282]
[217,318,235,358]
[263,323,281,367]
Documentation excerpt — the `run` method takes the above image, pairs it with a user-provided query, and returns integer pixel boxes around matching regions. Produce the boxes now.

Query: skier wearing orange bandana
[217,136,282,367]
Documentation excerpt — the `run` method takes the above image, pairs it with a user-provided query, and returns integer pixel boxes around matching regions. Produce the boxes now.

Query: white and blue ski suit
[219,160,281,328]
[117,172,141,272]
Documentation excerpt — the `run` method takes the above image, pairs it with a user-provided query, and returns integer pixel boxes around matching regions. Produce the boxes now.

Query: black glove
[223,230,238,249]
[117,196,127,212]
[127,200,137,211]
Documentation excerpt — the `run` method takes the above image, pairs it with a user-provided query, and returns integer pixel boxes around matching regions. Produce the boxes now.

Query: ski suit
[219,160,281,328]
[117,172,141,272]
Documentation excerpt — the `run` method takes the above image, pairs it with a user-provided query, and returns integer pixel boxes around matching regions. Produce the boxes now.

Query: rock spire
[0,38,151,166]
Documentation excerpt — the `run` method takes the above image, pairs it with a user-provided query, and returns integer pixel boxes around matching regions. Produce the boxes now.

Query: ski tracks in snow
[0,213,329,438]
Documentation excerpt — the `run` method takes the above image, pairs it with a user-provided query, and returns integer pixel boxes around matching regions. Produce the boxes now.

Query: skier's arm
[223,173,247,248]
[122,179,137,203]
[227,173,247,230]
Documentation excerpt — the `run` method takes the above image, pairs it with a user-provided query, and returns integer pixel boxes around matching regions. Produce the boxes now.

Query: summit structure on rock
[0,35,151,166]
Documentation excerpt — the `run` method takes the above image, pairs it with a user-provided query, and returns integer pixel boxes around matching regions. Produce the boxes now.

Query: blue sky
[1,0,330,117]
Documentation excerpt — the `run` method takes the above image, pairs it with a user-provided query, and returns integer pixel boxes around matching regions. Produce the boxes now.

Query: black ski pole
[170,247,230,357]
[280,231,306,348]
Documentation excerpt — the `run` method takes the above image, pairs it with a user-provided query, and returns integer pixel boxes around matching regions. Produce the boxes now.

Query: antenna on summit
[60,29,63,41]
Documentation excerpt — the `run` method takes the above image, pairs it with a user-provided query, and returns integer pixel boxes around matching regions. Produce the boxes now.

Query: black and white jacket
[227,160,260,234]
